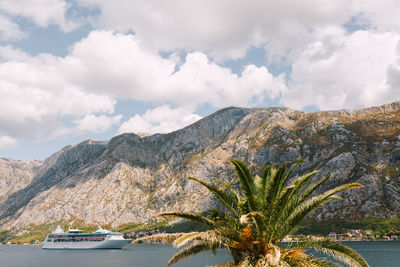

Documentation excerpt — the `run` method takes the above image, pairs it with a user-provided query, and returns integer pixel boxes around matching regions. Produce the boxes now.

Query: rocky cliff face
[1,103,400,231]
[0,159,41,206]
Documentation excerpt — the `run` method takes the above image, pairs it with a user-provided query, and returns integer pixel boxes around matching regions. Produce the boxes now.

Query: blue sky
[0,0,400,160]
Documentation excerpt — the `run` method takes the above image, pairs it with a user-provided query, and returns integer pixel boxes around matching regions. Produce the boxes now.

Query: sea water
[0,243,231,267]
[1,241,399,267]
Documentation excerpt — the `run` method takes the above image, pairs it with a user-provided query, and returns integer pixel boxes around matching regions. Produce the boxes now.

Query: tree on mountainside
[136,160,369,267]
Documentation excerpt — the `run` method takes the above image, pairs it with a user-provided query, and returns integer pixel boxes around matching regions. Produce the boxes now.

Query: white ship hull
[42,226,131,250]
[42,238,131,249]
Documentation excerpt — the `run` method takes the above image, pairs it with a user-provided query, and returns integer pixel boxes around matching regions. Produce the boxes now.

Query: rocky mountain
[1,102,400,231]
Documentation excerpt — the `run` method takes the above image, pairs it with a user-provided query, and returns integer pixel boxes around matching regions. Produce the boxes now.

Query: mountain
[1,102,400,232]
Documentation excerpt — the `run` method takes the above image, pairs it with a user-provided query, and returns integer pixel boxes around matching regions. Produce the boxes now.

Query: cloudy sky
[0,0,400,160]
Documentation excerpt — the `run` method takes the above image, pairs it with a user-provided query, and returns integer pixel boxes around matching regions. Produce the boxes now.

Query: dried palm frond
[134,233,184,243]
[282,253,337,267]
[167,241,211,266]
[287,238,369,267]
[173,230,226,248]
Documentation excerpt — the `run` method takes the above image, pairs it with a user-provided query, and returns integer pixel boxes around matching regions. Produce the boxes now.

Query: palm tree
[136,160,369,267]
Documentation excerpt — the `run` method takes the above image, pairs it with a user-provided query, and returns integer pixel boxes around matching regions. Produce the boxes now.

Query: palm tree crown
[136,160,369,267]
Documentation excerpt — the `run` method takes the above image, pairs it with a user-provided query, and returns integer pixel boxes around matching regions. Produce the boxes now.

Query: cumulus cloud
[69,0,400,65]
[167,52,287,107]
[74,0,353,61]
[118,105,202,135]
[0,45,116,139]
[0,0,77,31]
[283,29,400,110]
[75,114,122,133]
[352,0,400,32]
[64,31,287,108]
[0,30,286,140]
[2,0,400,142]
[2,0,400,161]
[63,31,176,100]
[0,13,27,41]
[0,136,18,149]
[1,23,399,142]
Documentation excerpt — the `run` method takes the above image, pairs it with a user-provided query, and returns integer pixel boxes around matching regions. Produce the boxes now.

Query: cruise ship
[42,225,131,249]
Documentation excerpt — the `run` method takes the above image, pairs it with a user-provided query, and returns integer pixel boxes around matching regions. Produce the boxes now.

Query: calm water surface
[0,243,231,267]
[1,242,400,267]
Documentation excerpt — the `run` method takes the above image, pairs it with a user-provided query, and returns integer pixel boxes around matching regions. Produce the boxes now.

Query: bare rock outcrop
[1,102,400,231]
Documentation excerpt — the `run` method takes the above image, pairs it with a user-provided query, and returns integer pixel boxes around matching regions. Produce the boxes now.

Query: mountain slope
[1,103,400,230]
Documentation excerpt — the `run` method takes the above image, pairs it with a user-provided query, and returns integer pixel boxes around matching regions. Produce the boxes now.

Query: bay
[342,241,400,266]
[0,243,231,267]
[1,241,400,267]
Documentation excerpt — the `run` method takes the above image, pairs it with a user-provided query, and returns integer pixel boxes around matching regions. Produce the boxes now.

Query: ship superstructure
[42,225,131,249]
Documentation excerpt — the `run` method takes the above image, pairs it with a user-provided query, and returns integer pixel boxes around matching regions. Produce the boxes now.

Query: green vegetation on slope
[2,220,98,244]
[3,217,400,244]
[116,220,170,233]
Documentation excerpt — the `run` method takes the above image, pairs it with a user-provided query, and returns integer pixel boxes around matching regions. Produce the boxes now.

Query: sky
[0,0,400,160]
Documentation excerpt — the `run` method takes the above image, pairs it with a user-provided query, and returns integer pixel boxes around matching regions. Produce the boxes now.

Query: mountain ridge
[1,101,400,231]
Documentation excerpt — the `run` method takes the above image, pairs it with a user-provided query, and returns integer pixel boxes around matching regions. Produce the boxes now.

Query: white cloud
[68,0,400,65]
[0,13,27,41]
[352,0,400,32]
[0,31,286,140]
[63,31,176,100]
[0,136,18,149]
[0,45,116,139]
[0,45,31,61]
[387,42,400,90]
[166,52,287,107]
[60,1,400,113]
[75,114,122,133]
[118,105,202,134]
[2,18,400,143]
[0,0,77,31]
[283,30,400,110]
[75,0,352,61]
[63,31,287,108]
[2,0,400,161]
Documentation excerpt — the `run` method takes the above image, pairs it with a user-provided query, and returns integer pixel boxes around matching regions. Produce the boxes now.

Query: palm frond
[261,165,290,239]
[167,241,214,266]
[231,160,257,211]
[173,230,227,248]
[290,170,321,200]
[260,164,273,200]
[265,184,295,241]
[283,160,304,184]
[172,232,201,247]
[134,233,184,243]
[273,171,321,223]
[151,160,368,267]
[264,165,287,208]
[287,238,369,267]
[188,177,239,217]
[278,183,362,238]
[297,173,332,204]
[282,252,338,267]
[205,207,242,238]
[213,178,240,206]
[272,171,326,235]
